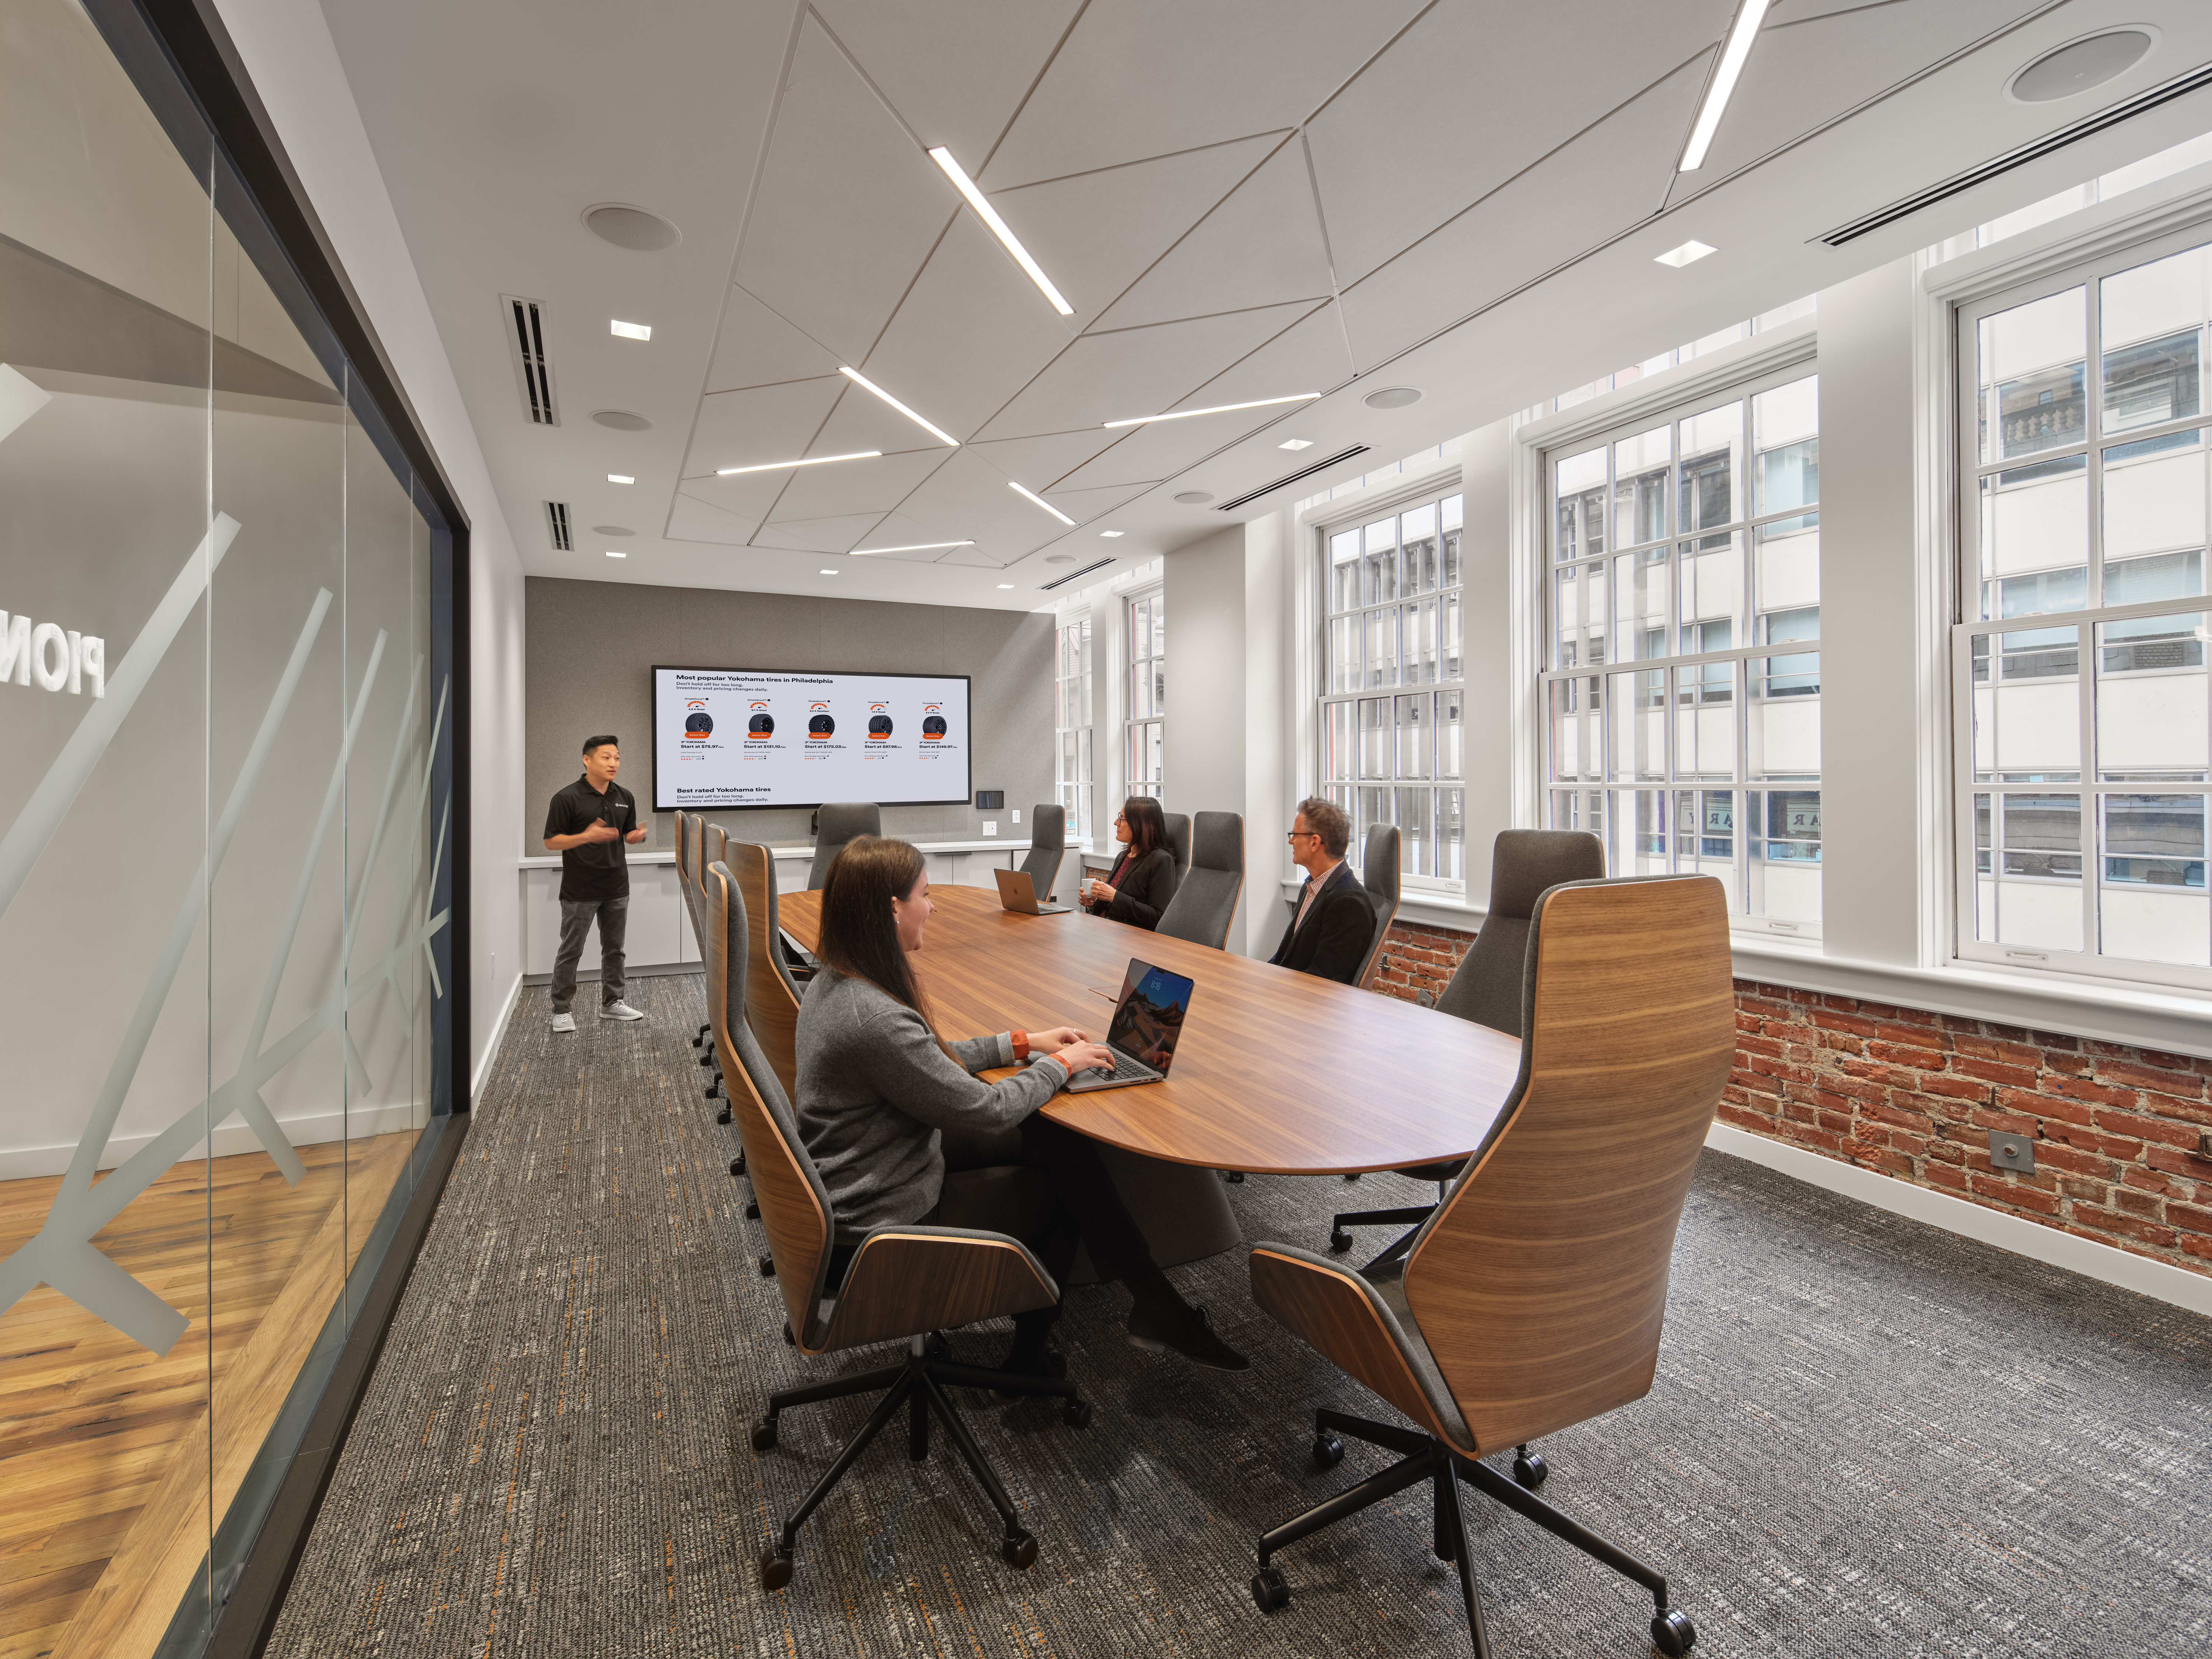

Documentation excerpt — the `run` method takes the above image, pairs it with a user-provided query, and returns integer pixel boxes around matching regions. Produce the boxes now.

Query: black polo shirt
[543,774,637,902]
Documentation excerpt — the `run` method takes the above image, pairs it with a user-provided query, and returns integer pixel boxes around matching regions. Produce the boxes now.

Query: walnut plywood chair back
[1402,874,1734,1454]
[673,810,699,951]
[725,839,804,1100]
[706,860,834,1349]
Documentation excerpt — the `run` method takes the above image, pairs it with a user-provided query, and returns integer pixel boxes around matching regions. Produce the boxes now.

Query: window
[1541,370,1823,931]
[1957,230,2211,984]
[1127,591,1165,800]
[1054,616,1093,839]
[1318,491,1466,882]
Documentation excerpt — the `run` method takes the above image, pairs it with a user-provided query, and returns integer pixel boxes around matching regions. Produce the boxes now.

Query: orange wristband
[1010,1030,1030,1061]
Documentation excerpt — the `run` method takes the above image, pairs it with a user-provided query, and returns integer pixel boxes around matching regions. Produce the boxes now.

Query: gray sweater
[795,967,1069,1242]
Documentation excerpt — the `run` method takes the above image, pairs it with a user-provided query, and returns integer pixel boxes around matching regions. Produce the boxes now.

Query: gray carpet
[267,975,2212,1658]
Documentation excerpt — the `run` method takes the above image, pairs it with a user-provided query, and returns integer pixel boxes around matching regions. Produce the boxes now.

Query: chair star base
[1251,1408,1695,1657]
[754,1332,1090,1590]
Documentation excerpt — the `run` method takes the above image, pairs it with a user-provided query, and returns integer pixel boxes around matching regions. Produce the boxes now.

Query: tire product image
[867,714,893,738]
[808,713,835,739]
[922,713,947,740]
[683,710,713,735]
[747,712,774,737]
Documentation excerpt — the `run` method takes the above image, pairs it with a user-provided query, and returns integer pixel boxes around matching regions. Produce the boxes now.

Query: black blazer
[1269,861,1373,985]
[1084,845,1179,931]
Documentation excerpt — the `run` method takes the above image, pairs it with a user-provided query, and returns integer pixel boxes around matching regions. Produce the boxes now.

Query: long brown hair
[815,834,939,1032]
[1120,795,1166,859]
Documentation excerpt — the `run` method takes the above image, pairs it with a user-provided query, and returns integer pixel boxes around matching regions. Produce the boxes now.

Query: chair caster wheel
[758,1255,776,1277]
[745,1199,760,1218]
[1312,1431,1344,1470]
[759,1544,793,1590]
[1513,1449,1548,1490]
[729,1159,743,1179]
[1343,1172,1361,1182]
[1251,1566,1290,1613]
[1062,1397,1093,1429]
[732,1151,746,1175]
[1224,1171,1245,1183]
[1001,1530,1037,1571]
[717,1108,733,1125]
[698,1053,714,1068]
[751,1418,778,1451]
[1328,1228,1353,1253]
[1651,1608,1695,1655]
[782,1321,795,1346]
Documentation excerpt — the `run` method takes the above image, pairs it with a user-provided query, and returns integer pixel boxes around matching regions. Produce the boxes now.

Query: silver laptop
[993,866,1071,915]
[1062,958,1196,1092]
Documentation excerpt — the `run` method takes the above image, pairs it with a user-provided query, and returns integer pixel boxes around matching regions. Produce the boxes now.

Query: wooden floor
[0,1131,418,1659]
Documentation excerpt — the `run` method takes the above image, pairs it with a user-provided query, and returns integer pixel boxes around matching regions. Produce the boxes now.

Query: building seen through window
[1127,591,1165,800]
[1054,617,1093,840]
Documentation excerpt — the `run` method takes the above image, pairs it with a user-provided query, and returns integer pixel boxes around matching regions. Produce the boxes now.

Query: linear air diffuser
[1039,557,1116,591]
[1215,445,1370,512]
[503,294,560,424]
[544,501,573,552]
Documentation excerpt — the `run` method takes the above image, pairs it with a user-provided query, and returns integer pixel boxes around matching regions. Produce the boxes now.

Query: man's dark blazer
[1269,860,1373,984]
[1084,845,1179,931]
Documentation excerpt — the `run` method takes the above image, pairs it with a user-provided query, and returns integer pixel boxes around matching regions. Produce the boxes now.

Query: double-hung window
[1541,369,1824,932]
[1127,590,1165,800]
[1318,491,1466,883]
[1957,228,2211,984]
[1054,616,1093,841]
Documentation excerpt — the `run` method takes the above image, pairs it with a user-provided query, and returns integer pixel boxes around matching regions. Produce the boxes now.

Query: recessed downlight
[820,568,839,575]
[584,204,682,251]
[592,409,653,431]
[2009,30,2153,102]
[1655,240,1717,268]
[607,473,634,484]
[996,583,1015,589]
[1361,387,1422,410]
[604,549,626,559]
[1099,530,1124,538]
[1173,490,1214,504]
[610,320,651,341]
[716,450,880,476]
[1009,481,1075,525]
[1279,438,1314,451]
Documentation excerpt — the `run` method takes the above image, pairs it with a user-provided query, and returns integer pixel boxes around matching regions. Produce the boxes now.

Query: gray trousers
[550,896,627,1012]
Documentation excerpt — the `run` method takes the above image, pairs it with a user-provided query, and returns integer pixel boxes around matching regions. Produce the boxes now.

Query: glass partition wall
[0,3,459,1656]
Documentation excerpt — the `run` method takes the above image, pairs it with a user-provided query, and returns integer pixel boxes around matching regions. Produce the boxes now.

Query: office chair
[1162,811,1192,884]
[725,840,804,1105]
[1247,874,1732,1657]
[1019,804,1066,901]
[806,802,881,890]
[1353,824,1402,990]
[674,812,713,1050]
[1156,810,1244,950]
[702,862,1093,1589]
[1332,829,1604,1266]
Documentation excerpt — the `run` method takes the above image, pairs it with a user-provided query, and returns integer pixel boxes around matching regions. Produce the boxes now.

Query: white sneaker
[599,1000,646,1022]
[551,1011,577,1033]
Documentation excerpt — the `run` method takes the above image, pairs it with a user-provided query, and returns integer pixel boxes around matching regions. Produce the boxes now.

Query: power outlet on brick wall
[1988,1128,2036,1173]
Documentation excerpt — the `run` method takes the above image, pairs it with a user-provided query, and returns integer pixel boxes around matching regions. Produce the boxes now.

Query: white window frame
[1053,611,1094,844]
[1125,582,1165,801]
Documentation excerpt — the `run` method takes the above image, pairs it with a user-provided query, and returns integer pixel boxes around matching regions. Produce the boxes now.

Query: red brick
[1969,1105,2039,1135]
[2093,1058,2206,1098]
[2057,1175,2109,1203]
[2147,1146,2212,1182]
[2090,1109,2199,1150]
[2137,1091,2212,1126]
[2168,1203,2212,1236]
[1865,1098,1935,1134]
[1809,1009,1879,1039]
[2181,1234,2212,1263]
[2043,1052,2094,1077]
[1863,1149,1916,1179]
[2035,1142,2119,1180]
[1952,1034,2044,1068]
[2069,1206,2177,1249]
[1924,1162,1969,1194]
[1956,1057,2041,1089]
[1995,1087,2093,1127]
[1969,1172,2061,1216]
[1916,1073,1993,1105]
[1868,1040,1948,1071]
[2047,1124,2145,1161]
[2112,1187,2162,1220]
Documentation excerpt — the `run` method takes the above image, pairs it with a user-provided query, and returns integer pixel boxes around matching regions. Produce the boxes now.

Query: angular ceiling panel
[1174,299,1354,409]
[705,285,841,393]
[873,448,1079,565]
[965,428,1125,490]
[755,511,889,554]
[685,376,844,478]
[806,379,965,462]
[668,488,765,547]
[732,16,956,364]
[1041,480,1152,521]
[1337,56,1708,370]
[974,300,1314,441]
[981,0,1425,187]
[1047,410,1265,493]
[764,448,951,521]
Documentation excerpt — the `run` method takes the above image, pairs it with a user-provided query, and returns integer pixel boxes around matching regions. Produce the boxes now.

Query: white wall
[214,0,531,1098]
[1161,524,1254,954]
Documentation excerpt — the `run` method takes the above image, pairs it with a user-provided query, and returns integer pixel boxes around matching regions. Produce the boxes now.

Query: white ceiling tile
[1041,481,1152,520]
[811,0,1079,169]
[732,16,957,364]
[1307,0,1737,289]
[807,378,966,461]
[705,285,843,393]
[764,447,953,521]
[1174,300,1353,409]
[880,448,1076,564]
[684,376,844,477]
[973,300,1314,440]
[1094,140,1334,330]
[1337,55,1709,370]
[756,511,890,554]
[937,545,1014,568]
[1048,417,1237,493]
[981,0,1425,187]
[965,428,1126,489]
[668,488,765,547]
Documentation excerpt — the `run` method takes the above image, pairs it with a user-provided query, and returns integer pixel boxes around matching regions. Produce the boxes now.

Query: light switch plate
[1012,808,1021,823]
[1988,1128,2035,1173]
[982,821,997,837]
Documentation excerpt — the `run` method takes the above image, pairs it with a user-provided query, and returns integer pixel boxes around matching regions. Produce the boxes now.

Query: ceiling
[319,0,2212,609]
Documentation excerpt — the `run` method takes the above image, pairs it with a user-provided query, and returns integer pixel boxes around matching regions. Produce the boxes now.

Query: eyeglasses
[1286,828,1318,842]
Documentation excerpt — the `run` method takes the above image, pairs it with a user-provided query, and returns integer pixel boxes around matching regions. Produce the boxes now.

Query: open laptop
[993,866,1071,916]
[1061,957,1196,1092]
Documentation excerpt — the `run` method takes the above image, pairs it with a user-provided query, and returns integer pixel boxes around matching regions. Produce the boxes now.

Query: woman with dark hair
[1078,796,1178,929]
[795,835,1247,1378]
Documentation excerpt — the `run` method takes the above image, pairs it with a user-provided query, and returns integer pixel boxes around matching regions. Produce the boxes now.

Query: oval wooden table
[776,886,1522,1176]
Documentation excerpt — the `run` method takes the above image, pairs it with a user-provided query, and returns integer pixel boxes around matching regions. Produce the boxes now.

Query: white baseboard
[1705,1121,2212,1318]
[473,968,524,1107]
[0,1102,428,1183]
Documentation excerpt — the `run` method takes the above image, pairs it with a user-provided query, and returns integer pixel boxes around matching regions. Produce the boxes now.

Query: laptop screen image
[1103,959,1195,1076]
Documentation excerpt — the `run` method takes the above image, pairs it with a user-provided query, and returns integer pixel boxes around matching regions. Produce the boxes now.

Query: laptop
[993,866,1071,916]
[1061,957,1196,1092]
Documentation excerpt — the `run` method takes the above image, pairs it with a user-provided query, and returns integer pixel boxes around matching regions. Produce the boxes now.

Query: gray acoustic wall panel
[523,577,1054,851]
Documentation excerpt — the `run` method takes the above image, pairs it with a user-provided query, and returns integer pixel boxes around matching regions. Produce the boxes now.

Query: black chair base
[1251,1408,1694,1657]
[754,1333,1091,1590]
[1327,1204,1430,1267]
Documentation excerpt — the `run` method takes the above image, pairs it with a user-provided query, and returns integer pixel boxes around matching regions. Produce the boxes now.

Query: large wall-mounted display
[652,665,972,810]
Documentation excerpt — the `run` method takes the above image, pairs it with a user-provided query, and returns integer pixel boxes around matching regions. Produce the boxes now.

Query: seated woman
[1077,796,1178,929]
[795,835,1246,1380]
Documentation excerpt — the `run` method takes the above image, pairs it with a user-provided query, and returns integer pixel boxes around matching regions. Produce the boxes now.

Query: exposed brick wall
[1366,921,2212,1279]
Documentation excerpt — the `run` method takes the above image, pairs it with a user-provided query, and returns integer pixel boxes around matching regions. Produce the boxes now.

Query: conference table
[775,886,1523,1176]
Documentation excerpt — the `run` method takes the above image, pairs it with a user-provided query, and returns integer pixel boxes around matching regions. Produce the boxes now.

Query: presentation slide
[652,666,972,811]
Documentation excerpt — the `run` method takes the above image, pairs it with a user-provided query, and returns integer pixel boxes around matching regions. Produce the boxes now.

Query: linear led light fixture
[853,539,975,555]
[1102,392,1320,428]
[1680,0,1770,171]
[607,473,634,484]
[716,449,880,476]
[839,366,959,446]
[1009,481,1075,526]
[928,146,1074,316]
[611,320,652,340]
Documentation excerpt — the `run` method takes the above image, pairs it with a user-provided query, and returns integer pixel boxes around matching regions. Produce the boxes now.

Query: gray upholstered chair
[806,802,881,890]
[1155,810,1244,950]
[1162,811,1192,883]
[1353,824,1401,990]
[1331,829,1605,1267]
[703,860,1092,1591]
[675,812,711,1048]
[1246,875,1732,1656]
[1019,804,1066,901]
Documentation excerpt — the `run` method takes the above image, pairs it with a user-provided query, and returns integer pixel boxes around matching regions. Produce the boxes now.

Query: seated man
[1268,796,1371,985]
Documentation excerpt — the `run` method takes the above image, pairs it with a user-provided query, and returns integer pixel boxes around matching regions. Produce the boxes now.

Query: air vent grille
[1818,59,2212,247]
[503,294,560,425]
[544,501,573,552]
[1215,445,1370,512]
[1038,557,1116,591]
